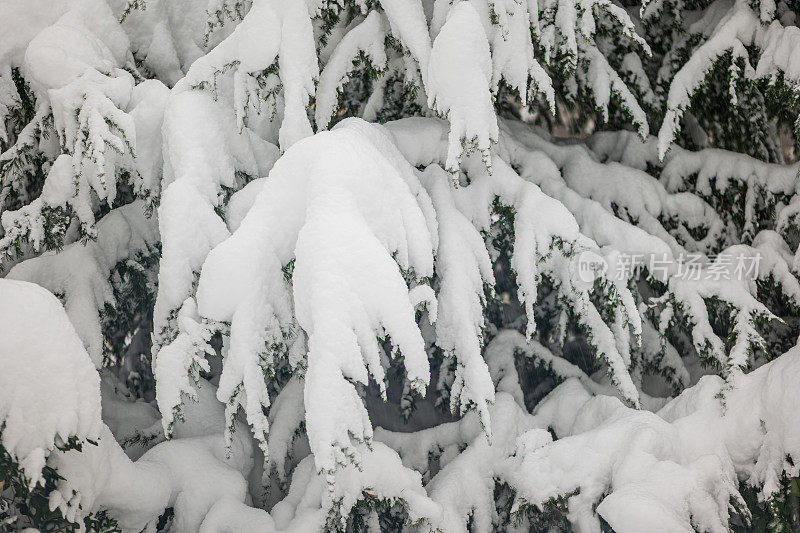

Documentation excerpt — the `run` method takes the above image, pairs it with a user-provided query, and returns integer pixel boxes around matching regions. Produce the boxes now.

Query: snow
[0,0,175,262]
[315,11,387,130]
[583,44,649,137]
[420,164,495,429]
[153,85,264,350]
[587,128,800,259]
[662,146,799,196]
[0,154,74,253]
[389,117,649,406]
[194,118,436,476]
[153,0,304,361]
[99,373,161,461]
[294,178,429,473]
[500,119,720,257]
[427,2,498,173]
[153,298,215,435]
[7,201,158,366]
[114,0,222,85]
[24,20,119,93]
[274,441,441,530]
[656,0,800,157]
[0,4,138,239]
[51,423,255,532]
[36,374,260,532]
[659,8,758,151]
[379,0,432,86]
[756,21,800,85]
[0,0,69,71]
[266,376,305,481]
[3,2,800,531]
[128,79,171,197]
[496,344,800,532]
[43,376,444,533]
[0,279,102,488]
[475,0,552,108]
[425,393,542,532]
[11,0,127,93]
[666,242,796,372]
[273,0,318,150]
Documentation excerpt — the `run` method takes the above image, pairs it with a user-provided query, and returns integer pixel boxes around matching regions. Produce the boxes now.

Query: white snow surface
[0,279,102,487]
[8,201,158,367]
[427,2,498,173]
[2,2,800,530]
[193,118,436,475]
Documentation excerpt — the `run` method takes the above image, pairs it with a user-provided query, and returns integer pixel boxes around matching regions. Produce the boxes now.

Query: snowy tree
[1,0,800,531]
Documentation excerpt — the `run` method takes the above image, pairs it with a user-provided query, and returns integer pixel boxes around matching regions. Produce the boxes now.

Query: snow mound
[0,279,102,487]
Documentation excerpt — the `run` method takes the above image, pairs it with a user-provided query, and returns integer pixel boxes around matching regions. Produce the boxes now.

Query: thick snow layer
[500,344,800,532]
[151,0,288,358]
[315,11,387,130]
[0,1,174,259]
[656,0,800,157]
[153,298,216,436]
[425,393,543,532]
[427,2,498,173]
[129,79,171,197]
[420,164,496,429]
[0,279,102,487]
[40,374,260,532]
[478,0,554,109]
[379,0,431,83]
[99,373,161,461]
[35,370,435,533]
[193,118,435,475]
[500,119,720,257]
[3,112,800,533]
[387,117,644,406]
[271,441,441,530]
[275,0,319,149]
[179,0,281,90]
[153,81,272,350]
[662,147,799,195]
[588,127,800,256]
[8,202,158,366]
[4,2,800,532]
[114,0,231,85]
[0,155,75,253]
[51,423,256,532]
[7,280,798,532]
[23,0,129,92]
[388,115,792,387]
[583,44,648,137]
[0,0,69,71]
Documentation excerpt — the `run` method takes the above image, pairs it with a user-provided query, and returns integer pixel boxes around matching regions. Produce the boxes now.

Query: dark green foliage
[0,437,119,533]
[735,475,800,532]
[332,494,414,533]
[494,480,575,532]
